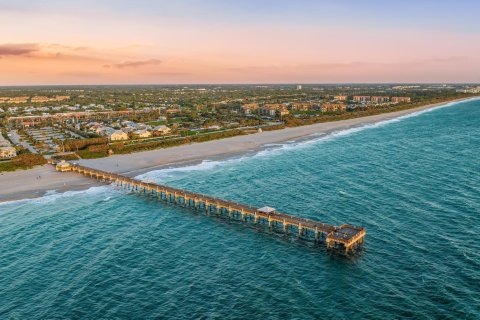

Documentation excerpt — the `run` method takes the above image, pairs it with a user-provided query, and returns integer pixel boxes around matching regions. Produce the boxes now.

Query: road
[8,130,38,153]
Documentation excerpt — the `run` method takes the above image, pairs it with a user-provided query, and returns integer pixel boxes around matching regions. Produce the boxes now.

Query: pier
[56,161,366,253]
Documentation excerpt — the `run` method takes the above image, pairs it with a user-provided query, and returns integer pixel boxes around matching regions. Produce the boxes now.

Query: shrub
[12,154,47,167]
[87,144,109,153]
[52,153,79,161]
[77,150,109,159]
[63,137,108,151]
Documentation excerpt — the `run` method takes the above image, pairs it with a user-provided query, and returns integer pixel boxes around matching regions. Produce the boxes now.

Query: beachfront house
[133,129,152,138]
[153,125,171,135]
[0,146,17,159]
[108,130,128,141]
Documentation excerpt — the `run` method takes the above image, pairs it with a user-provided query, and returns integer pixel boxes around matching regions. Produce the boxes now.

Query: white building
[133,129,152,138]
[108,130,128,141]
[153,125,171,135]
[0,147,16,159]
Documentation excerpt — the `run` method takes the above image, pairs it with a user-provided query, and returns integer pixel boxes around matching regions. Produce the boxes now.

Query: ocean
[1,99,479,319]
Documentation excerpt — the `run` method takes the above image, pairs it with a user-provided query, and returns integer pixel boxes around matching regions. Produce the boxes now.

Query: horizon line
[1,82,479,88]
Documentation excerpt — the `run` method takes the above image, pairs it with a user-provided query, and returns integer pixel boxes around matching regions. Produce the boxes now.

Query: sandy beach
[0,97,475,203]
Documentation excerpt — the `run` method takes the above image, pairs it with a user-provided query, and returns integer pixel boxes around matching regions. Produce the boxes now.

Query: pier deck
[56,162,366,253]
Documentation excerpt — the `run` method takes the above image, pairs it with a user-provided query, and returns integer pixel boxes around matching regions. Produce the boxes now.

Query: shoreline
[1,96,477,203]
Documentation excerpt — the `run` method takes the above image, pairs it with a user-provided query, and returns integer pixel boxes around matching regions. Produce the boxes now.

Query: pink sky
[1,1,479,85]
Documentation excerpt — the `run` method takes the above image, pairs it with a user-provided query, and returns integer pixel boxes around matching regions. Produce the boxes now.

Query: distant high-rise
[296,85,302,90]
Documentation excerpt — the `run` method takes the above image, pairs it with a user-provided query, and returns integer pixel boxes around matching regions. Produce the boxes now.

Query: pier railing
[56,162,366,253]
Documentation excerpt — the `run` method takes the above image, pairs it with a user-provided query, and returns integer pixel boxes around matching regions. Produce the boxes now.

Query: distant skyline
[1,0,479,85]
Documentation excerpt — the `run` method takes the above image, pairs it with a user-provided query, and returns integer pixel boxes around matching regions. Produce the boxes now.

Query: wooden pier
[56,161,366,253]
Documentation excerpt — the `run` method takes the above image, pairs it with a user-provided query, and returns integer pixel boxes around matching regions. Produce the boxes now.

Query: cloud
[0,43,39,56]
[105,58,162,69]
[0,43,106,63]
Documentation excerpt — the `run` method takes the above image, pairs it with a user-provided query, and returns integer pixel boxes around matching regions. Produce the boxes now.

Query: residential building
[320,103,347,112]
[279,107,290,117]
[371,96,390,103]
[456,86,480,93]
[9,96,29,104]
[334,95,348,101]
[0,133,16,158]
[259,104,286,117]
[153,125,171,135]
[30,95,70,103]
[31,96,51,103]
[133,129,152,138]
[241,103,259,115]
[94,126,108,135]
[353,96,371,102]
[108,130,129,141]
[100,127,116,137]
[0,146,17,159]
[391,97,411,103]
[53,95,70,101]
[290,102,314,111]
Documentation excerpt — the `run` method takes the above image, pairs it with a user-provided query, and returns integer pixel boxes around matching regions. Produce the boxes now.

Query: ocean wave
[4,98,476,201]
[138,98,477,181]
[138,98,478,181]
[0,185,112,207]
[137,159,238,182]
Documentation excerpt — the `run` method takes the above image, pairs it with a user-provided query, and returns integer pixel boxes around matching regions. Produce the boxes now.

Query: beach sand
[0,98,474,203]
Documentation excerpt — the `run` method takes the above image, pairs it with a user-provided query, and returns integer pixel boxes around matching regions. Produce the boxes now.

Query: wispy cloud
[0,43,39,56]
[105,58,162,69]
[0,42,105,63]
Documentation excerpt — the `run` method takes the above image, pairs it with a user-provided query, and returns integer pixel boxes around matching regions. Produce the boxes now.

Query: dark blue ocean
[1,99,479,319]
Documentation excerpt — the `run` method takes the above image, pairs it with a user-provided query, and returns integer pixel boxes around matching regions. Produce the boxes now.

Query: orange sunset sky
[1,0,479,85]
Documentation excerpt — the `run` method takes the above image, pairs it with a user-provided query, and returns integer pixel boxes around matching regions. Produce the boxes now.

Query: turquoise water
[1,99,479,319]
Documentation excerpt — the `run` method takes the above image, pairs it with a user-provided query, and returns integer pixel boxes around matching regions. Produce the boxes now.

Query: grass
[0,161,25,172]
[0,154,47,172]
[77,150,108,159]
[52,153,80,161]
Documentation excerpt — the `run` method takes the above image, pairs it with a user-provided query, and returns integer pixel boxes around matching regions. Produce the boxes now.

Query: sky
[0,0,479,85]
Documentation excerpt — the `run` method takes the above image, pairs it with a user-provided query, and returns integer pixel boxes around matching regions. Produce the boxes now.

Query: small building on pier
[55,160,72,172]
[257,206,276,214]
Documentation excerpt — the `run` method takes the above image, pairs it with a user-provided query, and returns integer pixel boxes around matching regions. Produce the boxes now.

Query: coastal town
[2,1,480,319]
[0,83,478,171]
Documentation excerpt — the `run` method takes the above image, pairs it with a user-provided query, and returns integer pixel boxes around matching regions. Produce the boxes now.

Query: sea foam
[138,98,478,182]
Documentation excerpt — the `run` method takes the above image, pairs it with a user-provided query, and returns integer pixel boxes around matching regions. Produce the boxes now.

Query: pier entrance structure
[56,162,366,253]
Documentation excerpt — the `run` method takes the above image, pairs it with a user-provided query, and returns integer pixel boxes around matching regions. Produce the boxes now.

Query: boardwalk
[56,161,366,253]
